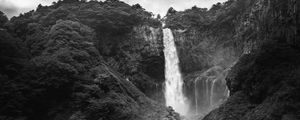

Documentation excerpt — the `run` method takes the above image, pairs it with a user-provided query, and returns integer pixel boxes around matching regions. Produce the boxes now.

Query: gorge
[0,0,299,120]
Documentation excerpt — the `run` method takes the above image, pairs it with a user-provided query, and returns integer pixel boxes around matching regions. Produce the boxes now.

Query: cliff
[166,0,299,119]
[165,0,244,116]
[203,0,300,119]
[0,0,299,119]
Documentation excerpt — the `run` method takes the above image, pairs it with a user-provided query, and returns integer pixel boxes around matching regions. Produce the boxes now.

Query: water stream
[193,66,230,115]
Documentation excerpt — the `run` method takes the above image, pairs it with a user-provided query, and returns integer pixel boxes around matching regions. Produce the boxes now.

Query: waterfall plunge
[163,28,189,116]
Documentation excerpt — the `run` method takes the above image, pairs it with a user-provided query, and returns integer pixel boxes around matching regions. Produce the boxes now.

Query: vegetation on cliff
[164,0,246,74]
[166,0,299,119]
[1,0,298,119]
[203,0,299,119]
[0,0,169,120]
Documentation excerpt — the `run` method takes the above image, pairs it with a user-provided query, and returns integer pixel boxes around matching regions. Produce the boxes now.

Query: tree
[106,0,119,3]
[62,0,79,3]
[37,4,43,10]
[192,5,198,10]
[132,4,144,10]
[210,2,222,11]
[157,14,161,19]
[167,7,177,16]
[0,11,8,28]
[49,20,95,43]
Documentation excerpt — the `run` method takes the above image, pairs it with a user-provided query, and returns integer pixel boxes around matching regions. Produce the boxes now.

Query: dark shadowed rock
[166,0,300,119]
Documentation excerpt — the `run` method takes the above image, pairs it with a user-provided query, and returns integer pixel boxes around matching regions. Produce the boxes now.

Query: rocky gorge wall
[166,0,299,119]
[0,0,298,119]
[165,0,244,116]
[203,0,300,120]
[106,24,166,103]
[172,21,237,117]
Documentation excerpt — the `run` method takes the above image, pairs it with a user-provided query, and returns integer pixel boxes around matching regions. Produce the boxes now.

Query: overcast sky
[0,0,227,18]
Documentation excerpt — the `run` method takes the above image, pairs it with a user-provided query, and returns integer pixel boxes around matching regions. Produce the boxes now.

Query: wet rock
[164,106,181,120]
[203,44,300,120]
[166,0,300,120]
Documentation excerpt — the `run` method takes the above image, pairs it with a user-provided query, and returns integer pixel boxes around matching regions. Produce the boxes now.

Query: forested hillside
[0,0,175,120]
[0,0,299,120]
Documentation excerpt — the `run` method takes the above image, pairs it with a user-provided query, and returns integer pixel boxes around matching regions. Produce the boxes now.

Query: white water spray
[163,28,189,116]
[193,66,229,115]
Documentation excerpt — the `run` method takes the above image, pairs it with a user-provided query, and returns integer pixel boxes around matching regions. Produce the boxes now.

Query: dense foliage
[0,0,168,120]
[165,0,244,30]
[164,0,245,74]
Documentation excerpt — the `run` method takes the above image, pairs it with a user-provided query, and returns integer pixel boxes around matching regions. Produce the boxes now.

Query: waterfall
[210,79,216,107]
[194,78,199,114]
[193,66,229,114]
[163,28,189,116]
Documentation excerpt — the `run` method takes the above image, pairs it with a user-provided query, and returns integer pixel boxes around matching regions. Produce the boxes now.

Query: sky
[0,0,227,18]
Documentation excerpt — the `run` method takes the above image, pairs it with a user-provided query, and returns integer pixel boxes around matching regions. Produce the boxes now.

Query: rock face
[204,43,300,120]
[0,0,298,119]
[203,0,300,119]
[102,24,165,103]
[170,24,237,115]
[183,66,230,116]
[171,29,238,74]
[0,0,167,120]
[165,0,242,115]
[119,25,165,103]
[166,0,299,119]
